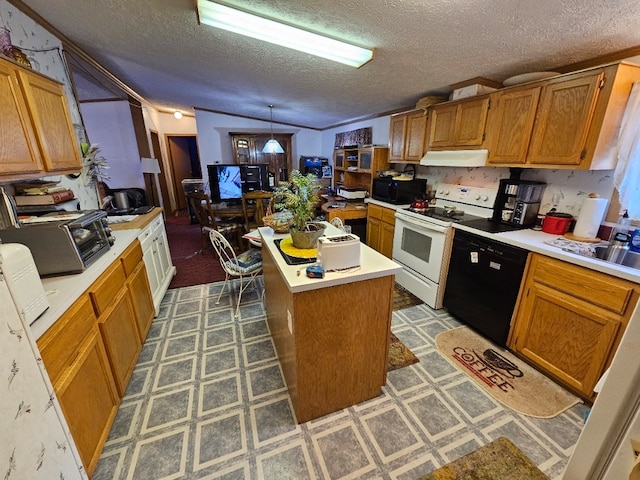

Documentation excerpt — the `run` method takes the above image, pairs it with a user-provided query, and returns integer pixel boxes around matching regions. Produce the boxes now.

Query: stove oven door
[392,213,448,284]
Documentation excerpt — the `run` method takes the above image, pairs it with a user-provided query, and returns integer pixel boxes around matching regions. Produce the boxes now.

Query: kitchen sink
[594,246,640,270]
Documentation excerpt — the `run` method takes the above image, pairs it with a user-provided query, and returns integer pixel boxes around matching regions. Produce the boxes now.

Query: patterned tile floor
[93,279,586,480]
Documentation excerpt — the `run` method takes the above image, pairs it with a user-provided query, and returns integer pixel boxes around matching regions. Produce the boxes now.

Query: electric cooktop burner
[458,217,527,233]
[403,207,484,224]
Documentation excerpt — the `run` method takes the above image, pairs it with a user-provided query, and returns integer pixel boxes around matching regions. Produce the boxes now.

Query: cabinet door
[128,261,155,341]
[428,104,457,148]
[403,110,428,161]
[389,114,407,161]
[142,241,161,300]
[380,222,395,259]
[527,71,604,166]
[486,86,542,165]
[17,69,82,172]
[511,282,620,398]
[55,327,119,475]
[366,216,381,251]
[154,220,173,281]
[358,150,373,172]
[454,96,489,146]
[232,137,252,164]
[98,287,142,396]
[333,150,345,170]
[0,60,43,174]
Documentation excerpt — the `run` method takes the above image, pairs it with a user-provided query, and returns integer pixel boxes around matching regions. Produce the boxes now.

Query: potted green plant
[273,170,325,249]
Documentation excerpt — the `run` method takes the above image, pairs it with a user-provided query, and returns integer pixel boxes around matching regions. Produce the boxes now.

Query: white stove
[392,184,498,309]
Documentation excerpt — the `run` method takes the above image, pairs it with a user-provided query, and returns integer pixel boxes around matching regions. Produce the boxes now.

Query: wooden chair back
[242,190,273,231]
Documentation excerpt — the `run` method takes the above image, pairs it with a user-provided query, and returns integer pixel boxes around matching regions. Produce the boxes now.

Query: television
[207,163,270,204]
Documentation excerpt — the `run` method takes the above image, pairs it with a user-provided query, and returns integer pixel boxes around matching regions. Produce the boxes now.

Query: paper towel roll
[574,197,608,239]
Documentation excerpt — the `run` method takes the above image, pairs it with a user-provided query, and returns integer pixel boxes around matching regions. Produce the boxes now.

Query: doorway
[166,135,201,214]
[149,130,171,211]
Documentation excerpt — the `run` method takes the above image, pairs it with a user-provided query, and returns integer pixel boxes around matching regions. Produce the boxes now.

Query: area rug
[388,332,419,371]
[435,326,579,418]
[418,437,548,480]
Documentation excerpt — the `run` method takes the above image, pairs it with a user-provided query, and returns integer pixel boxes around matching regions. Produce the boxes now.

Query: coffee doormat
[435,326,579,418]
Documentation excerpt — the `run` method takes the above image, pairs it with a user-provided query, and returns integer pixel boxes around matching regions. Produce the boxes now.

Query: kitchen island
[259,223,402,423]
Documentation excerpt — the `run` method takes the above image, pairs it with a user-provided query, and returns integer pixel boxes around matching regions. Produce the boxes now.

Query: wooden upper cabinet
[0,60,43,175]
[427,104,456,148]
[388,109,428,163]
[486,86,542,165]
[17,69,82,172]
[404,110,428,161]
[527,71,604,166]
[388,114,406,161]
[0,57,82,179]
[427,96,489,150]
[486,62,640,170]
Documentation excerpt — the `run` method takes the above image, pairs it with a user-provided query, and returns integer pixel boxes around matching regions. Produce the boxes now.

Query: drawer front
[120,239,143,276]
[89,260,127,315]
[368,203,382,220]
[37,294,97,384]
[531,254,634,314]
[381,207,396,225]
[139,224,154,251]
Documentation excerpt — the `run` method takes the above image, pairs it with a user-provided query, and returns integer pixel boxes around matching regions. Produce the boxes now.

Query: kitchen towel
[574,197,608,239]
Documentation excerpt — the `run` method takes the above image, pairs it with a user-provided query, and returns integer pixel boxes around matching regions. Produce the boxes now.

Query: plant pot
[290,222,326,249]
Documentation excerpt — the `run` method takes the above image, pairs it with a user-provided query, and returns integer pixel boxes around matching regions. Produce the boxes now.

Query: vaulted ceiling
[14,0,640,129]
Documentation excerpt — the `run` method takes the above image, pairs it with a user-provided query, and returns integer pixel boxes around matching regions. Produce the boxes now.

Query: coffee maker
[492,178,546,228]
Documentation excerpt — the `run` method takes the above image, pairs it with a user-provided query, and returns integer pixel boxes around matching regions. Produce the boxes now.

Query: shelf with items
[332,146,389,196]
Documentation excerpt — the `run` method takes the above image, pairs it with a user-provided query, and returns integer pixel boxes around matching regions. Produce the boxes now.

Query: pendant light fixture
[263,105,285,154]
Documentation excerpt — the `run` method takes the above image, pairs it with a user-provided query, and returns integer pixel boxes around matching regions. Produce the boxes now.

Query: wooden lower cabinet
[128,262,155,340]
[366,203,396,258]
[56,327,119,475]
[509,253,639,401]
[98,287,141,396]
[38,298,119,477]
[37,239,154,475]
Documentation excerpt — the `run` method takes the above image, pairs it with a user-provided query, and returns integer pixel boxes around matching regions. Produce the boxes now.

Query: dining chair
[208,229,263,317]
[187,191,244,253]
[241,190,273,232]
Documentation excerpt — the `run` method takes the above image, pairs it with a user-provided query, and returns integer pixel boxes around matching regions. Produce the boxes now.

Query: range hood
[420,149,488,167]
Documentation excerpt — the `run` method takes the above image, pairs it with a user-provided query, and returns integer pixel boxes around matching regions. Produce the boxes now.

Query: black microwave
[372,177,427,204]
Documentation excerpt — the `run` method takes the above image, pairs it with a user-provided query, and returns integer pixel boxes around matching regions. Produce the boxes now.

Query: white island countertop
[259,222,402,293]
[31,229,141,339]
[453,223,640,284]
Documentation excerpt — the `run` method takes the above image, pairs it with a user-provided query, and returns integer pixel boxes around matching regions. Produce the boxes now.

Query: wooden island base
[263,242,395,423]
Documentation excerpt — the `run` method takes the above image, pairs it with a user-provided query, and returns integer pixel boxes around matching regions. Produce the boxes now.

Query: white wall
[81,101,144,190]
[195,109,322,170]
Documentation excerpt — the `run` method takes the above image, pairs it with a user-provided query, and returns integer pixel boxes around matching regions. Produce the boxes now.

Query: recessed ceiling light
[174,111,183,119]
[196,0,374,68]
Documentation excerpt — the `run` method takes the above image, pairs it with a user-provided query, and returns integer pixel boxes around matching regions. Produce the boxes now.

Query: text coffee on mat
[435,326,579,418]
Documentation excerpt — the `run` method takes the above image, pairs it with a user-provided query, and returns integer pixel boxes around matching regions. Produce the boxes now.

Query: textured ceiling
[16,0,640,129]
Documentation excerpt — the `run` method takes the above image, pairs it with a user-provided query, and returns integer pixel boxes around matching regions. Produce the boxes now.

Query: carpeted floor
[165,214,227,289]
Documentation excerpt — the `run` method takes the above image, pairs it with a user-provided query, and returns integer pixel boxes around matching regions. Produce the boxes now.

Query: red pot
[542,211,574,235]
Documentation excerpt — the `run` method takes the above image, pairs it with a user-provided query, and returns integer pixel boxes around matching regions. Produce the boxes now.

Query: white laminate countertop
[453,223,640,284]
[31,229,141,339]
[259,222,402,293]
[365,198,411,210]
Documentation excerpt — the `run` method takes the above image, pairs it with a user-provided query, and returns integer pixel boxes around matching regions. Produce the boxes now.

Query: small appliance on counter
[336,186,367,200]
[371,177,427,204]
[492,178,546,228]
[542,210,574,235]
[317,234,360,271]
[0,210,114,276]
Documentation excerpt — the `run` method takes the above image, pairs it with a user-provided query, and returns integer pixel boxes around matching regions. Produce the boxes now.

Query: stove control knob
[442,189,450,196]
[474,194,481,201]
[481,195,489,202]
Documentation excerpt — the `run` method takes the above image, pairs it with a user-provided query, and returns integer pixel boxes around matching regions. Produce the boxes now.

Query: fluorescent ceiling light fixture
[196,0,374,68]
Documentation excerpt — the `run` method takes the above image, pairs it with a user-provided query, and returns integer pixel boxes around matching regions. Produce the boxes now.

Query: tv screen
[207,163,271,203]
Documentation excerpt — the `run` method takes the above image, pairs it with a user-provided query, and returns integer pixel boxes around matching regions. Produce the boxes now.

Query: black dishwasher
[443,229,529,346]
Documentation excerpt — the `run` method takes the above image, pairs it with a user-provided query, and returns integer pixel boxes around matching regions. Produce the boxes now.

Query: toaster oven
[0,210,114,276]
